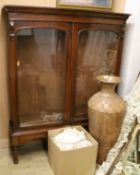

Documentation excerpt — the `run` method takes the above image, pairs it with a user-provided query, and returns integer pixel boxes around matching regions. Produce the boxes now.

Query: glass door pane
[16,28,67,127]
[75,30,118,116]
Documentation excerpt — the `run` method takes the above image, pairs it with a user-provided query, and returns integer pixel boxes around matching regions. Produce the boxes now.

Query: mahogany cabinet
[3,5,129,163]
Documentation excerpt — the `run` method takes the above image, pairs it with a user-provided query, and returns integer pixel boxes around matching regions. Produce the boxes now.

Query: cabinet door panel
[74,28,118,117]
[16,28,68,127]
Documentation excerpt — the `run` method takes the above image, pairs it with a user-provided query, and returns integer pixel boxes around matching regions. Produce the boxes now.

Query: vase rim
[96,75,121,84]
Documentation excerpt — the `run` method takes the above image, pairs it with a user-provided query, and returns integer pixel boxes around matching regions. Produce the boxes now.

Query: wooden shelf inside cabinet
[3,5,129,163]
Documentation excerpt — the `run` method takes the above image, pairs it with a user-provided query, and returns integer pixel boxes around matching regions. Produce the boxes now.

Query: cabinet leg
[42,139,48,150]
[12,146,19,164]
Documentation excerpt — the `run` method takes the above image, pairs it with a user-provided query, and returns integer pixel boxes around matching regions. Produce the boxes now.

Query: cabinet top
[3,5,129,21]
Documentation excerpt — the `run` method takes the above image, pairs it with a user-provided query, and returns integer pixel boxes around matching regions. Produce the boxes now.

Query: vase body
[88,75,126,164]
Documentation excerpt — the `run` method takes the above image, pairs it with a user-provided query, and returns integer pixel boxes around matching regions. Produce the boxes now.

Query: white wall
[119,0,140,96]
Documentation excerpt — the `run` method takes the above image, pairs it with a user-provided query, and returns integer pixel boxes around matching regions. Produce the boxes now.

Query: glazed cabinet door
[13,22,72,129]
[71,23,123,123]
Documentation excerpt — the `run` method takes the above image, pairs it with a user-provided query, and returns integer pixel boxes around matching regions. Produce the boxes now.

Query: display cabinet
[4,6,129,163]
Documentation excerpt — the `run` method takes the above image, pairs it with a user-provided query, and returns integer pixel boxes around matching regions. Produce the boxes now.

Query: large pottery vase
[88,75,126,164]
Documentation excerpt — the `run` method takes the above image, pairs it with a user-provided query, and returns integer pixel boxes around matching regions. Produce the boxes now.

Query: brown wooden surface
[3,5,129,163]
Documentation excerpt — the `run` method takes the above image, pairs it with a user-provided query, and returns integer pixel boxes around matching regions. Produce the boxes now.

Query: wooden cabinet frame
[3,6,129,163]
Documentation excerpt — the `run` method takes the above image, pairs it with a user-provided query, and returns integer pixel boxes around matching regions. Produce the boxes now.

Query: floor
[0,141,54,175]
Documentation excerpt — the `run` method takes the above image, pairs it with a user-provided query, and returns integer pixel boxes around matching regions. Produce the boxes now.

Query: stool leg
[136,130,140,163]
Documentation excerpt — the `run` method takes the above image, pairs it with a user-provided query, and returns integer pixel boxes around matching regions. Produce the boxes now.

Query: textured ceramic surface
[88,75,126,164]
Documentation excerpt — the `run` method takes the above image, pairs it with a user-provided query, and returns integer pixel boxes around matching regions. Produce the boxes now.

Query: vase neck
[100,82,117,94]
